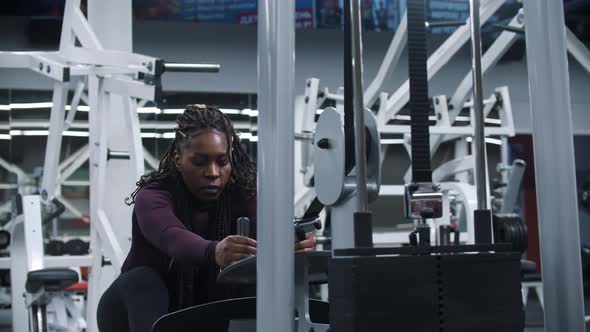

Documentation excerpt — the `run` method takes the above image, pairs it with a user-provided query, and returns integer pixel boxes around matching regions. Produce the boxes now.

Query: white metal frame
[10,196,43,332]
[291,8,590,330]
[376,0,507,124]
[0,0,587,330]
[0,1,164,331]
[297,89,515,245]
[566,27,590,74]
[0,157,34,215]
[294,5,534,246]
[9,195,90,332]
[0,157,38,225]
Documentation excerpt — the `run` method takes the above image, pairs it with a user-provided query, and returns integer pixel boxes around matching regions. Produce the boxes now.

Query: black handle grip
[294,218,322,241]
[237,217,250,237]
[295,227,307,242]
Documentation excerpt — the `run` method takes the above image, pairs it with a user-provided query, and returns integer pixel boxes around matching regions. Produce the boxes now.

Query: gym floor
[524,296,545,331]
[523,296,590,331]
[0,297,583,331]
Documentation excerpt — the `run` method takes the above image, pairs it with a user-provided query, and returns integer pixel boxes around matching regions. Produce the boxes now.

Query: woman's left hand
[295,233,316,252]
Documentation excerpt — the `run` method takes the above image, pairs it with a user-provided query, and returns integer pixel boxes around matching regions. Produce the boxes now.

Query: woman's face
[174,129,232,202]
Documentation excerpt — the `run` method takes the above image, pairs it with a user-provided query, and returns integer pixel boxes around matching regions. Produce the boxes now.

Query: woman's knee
[97,266,169,332]
[97,276,129,332]
[119,267,170,332]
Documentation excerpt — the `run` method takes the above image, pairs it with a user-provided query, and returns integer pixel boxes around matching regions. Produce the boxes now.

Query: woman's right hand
[215,235,257,268]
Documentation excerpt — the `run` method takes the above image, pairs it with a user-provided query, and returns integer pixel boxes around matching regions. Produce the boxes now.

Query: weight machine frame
[290,0,589,330]
[0,1,211,331]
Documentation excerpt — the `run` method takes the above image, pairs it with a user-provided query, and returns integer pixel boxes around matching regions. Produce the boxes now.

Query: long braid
[126,104,256,208]
[125,104,256,309]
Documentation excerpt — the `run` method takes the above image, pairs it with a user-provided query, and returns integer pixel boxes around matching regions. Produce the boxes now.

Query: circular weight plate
[507,219,525,253]
[518,222,526,253]
[46,240,66,256]
[65,239,89,255]
[510,220,521,252]
[314,108,346,205]
[494,220,505,243]
[521,222,528,252]
[503,220,517,250]
[511,221,522,252]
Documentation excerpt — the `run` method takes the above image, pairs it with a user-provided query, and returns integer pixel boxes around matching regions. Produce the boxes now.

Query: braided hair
[126,104,256,308]
[127,104,256,206]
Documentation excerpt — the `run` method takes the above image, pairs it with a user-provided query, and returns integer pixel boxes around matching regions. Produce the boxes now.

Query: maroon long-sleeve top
[121,183,256,304]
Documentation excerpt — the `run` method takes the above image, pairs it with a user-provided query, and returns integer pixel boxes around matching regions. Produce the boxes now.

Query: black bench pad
[153,297,329,332]
[25,268,79,293]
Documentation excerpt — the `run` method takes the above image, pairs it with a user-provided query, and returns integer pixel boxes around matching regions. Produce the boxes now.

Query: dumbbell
[46,240,66,256]
[65,239,90,256]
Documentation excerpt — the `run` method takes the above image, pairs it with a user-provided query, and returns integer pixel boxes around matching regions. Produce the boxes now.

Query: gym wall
[0,16,588,134]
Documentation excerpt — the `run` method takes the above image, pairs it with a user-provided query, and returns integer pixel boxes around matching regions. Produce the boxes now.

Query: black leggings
[97,267,169,332]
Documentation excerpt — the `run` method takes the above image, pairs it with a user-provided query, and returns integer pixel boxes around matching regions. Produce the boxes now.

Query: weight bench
[154,251,331,332]
[152,297,329,332]
[25,268,79,332]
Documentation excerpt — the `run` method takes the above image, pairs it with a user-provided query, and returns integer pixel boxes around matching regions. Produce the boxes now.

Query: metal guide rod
[343,0,356,173]
[349,0,369,212]
[468,0,488,210]
[163,63,220,73]
[426,20,465,29]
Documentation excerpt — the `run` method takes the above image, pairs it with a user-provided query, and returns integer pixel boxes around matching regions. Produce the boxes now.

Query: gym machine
[296,5,524,247]
[10,195,85,332]
[0,1,220,331]
[326,0,588,330]
[296,0,590,248]
[155,0,526,331]
[325,0,522,330]
[157,0,587,329]
[0,1,588,331]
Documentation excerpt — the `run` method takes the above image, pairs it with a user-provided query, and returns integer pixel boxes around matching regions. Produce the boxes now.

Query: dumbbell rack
[0,195,90,331]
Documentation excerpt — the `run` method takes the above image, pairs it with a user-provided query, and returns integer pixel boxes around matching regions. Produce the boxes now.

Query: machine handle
[237,217,250,237]
[294,217,322,242]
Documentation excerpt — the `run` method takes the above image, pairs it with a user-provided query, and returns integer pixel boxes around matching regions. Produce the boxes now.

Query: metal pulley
[314,107,381,207]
